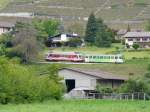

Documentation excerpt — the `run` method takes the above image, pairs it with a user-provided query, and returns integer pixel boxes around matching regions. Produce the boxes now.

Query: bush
[119,79,148,93]
[132,43,139,50]
[0,57,64,104]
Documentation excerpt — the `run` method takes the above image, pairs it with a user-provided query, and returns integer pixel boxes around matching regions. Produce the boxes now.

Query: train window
[97,56,99,59]
[115,56,118,59]
[100,56,103,59]
[111,56,114,59]
[93,56,96,59]
[119,56,122,59]
[107,56,110,59]
[86,56,89,58]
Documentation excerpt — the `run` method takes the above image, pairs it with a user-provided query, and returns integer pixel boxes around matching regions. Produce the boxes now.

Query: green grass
[0,100,149,112]
[42,43,150,77]
[51,43,150,60]
[68,59,149,78]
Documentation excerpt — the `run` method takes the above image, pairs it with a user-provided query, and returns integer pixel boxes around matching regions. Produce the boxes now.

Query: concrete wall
[58,69,97,90]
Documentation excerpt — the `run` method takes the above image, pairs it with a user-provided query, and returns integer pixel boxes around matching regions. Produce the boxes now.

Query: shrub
[132,43,139,50]
[0,57,64,104]
[119,79,148,93]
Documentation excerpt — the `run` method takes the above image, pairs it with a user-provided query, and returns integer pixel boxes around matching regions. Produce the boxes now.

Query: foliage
[0,57,64,104]
[96,84,113,93]
[32,18,60,41]
[119,79,148,93]
[10,22,40,63]
[84,13,97,45]
[84,13,113,47]
[95,19,113,47]
[68,38,82,47]
[146,19,150,31]
[132,43,139,50]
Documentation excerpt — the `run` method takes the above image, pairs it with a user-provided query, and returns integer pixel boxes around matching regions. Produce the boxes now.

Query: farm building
[124,32,150,48]
[0,22,14,35]
[58,68,128,93]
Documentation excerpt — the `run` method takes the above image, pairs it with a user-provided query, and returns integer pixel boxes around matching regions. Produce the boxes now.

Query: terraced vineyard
[1,0,150,29]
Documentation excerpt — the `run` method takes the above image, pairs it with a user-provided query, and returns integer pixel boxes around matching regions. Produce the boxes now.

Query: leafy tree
[68,38,82,47]
[10,22,39,63]
[0,57,64,104]
[84,13,97,45]
[32,19,59,41]
[119,79,148,93]
[132,43,139,50]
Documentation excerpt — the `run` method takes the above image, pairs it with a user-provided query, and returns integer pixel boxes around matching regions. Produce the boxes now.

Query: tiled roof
[0,22,14,28]
[60,68,128,80]
[123,32,150,38]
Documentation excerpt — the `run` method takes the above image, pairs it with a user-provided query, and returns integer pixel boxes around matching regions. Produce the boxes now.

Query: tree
[84,13,97,45]
[32,19,59,41]
[10,22,39,63]
[146,19,150,31]
[95,18,113,47]
[132,43,139,50]
[68,38,82,47]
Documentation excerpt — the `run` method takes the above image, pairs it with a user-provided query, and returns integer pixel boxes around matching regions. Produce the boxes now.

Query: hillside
[0,0,150,29]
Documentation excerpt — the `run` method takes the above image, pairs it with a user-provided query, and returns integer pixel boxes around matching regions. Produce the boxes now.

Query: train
[45,52,124,63]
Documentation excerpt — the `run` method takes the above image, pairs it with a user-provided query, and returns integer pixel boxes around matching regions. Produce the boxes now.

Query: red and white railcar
[45,52,84,62]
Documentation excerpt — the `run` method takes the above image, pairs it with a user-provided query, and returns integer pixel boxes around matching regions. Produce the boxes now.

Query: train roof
[47,52,123,56]
[85,54,123,56]
[47,52,82,55]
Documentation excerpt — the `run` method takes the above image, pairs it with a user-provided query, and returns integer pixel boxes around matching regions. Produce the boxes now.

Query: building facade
[58,68,127,92]
[0,22,14,35]
[124,32,150,48]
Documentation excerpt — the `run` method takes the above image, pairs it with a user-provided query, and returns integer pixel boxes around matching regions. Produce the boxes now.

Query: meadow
[41,43,150,78]
[0,100,149,112]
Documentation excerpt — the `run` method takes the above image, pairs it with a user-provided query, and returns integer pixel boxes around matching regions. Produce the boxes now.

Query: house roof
[49,33,79,39]
[60,68,128,81]
[0,22,15,28]
[123,32,150,38]
[117,29,127,35]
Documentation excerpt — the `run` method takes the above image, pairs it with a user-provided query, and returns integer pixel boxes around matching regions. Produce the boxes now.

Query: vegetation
[132,43,140,50]
[0,100,150,112]
[84,13,114,47]
[0,57,64,104]
[84,13,97,45]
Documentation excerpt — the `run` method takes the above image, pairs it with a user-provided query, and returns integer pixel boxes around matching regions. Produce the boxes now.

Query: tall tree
[32,19,60,41]
[95,18,113,47]
[146,19,150,31]
[11,22,39,63]
[84,13,97,45]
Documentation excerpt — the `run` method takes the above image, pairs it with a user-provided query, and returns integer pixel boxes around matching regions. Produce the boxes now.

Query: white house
[123,32,150,48]
[58,68,128,92]
[50,33,79,43]
[0,22,14,35]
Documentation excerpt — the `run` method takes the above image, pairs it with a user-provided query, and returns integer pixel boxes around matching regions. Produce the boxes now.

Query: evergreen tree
[84,13,97,45]
[95,18,112,47]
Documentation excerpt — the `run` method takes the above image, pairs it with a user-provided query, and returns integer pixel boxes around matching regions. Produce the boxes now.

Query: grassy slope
[52,44,150,60]
[42,43,150,77]
[0,100,149,112]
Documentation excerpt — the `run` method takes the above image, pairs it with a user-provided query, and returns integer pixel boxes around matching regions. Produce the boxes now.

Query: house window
[128,38,133,41]
[142,37,148,41]
[136,38,140,41]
